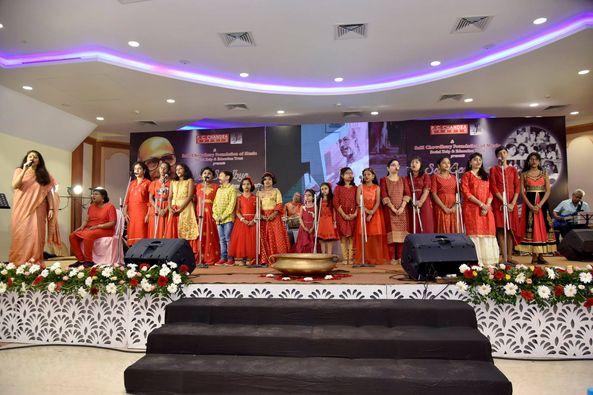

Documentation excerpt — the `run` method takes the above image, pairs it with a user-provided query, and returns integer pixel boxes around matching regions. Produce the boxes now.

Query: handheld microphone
[24,161,32,168]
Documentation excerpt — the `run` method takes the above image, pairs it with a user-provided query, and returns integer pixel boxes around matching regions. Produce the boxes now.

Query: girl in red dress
[380,159,411,263]
[229,177,257,265]
[294,189,316,253]
[316,182,338,254]
[333,167,358,264]
[124,161,151,246]
[194,167,221,265]
[431,156,459,234]
[490,146,521,264]
[516,152,556,264]
[258,172,290,266]
[461,153,499,265]
[354,168,390,265]
[148,162,170,239]
[405,157,434,233]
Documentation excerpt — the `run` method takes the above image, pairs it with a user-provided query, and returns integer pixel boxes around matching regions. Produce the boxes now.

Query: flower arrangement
[0,261,192,298]
[455,263,593,308]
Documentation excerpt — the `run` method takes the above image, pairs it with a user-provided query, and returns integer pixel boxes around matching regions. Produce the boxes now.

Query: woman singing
[405,156,434,233]
[148,162,171,239]
[258,172,290,265]
[194,167,221,265]
[430,156,459,233]
[380,159,410,264]
[333,167,358,264]
[165,164,199,256]
[9,150,58,265]
[123,161,151,246]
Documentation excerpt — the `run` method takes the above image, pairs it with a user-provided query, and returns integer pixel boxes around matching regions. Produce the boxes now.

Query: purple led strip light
[1,12,591,95]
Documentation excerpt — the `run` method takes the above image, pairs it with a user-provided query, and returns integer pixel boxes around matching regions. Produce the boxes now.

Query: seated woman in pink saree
[9,150,59,266]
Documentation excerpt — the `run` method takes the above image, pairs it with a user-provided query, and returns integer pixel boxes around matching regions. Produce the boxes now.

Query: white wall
[0,132,72,261]
[567,130,593,203]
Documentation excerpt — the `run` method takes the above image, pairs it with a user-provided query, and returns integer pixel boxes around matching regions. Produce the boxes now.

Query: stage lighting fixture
[68,185,84,195]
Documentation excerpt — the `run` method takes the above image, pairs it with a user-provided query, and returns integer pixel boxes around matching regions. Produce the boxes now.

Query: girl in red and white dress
[123,161,151,246]
[316,182,339,254]
[148,162,171,239]
[229,177,257,265]
[293,189,316,253]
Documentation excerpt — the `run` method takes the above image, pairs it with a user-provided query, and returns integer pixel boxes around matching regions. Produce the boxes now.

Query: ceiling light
[464,98,474,103]
[370,111,379,116]
[166,99,175,104]
[529,103,539,107]
[22,85,33,91]
[276,110,285,114]
[535,115,542,118]
[0,23,4,29]
[334,77,344,82]
[524,116,532,118]
[239,72,249,78]
[570,111,579,115]
[128,41,140,48]
[430,61,441,67]
[578,69,590,75]
[96,116,104,121]
[533,18,547,25]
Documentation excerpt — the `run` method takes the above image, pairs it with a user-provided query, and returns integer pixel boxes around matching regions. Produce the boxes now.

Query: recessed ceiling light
[22,85,33,91]
[334,77,344,82]
[335,103,342,107]
[276,110,285,114]
[239,72,249,78]
[578,69,590,75]
[0,23,4,29]
[533,17,547,25]
[166,99,176,104]
[570,111,579,115]
[430,61,441,67]
[464,98,474,103]
[128,41,140,48]
[529,103,539,107]
[96,116,105,121]
[370,111,379,116]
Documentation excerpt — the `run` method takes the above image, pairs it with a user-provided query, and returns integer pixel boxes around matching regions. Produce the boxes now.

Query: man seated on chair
[553,188,590,237]
[69,187,117,267]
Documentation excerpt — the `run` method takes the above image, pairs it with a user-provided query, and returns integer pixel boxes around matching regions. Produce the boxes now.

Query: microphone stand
[500,159,511,265]
[121,174,134,247]
[252,184,267,268]
[196,176,210,269]
[409,170,424,233]
[153,176,167,238]
[454,170,465,233]
[313,192,320,253]
[353,178,374,268]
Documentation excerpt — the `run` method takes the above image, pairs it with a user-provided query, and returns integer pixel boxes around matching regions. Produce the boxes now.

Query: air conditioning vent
[118,0,151,4]
[439,94,464,101]
[225,103,249,111]
[219,32,256,47]
[137,120,159,126]
[452,16,492,33]
[335,23,368,40]
[343,111,362,118]
[543,105,568,111]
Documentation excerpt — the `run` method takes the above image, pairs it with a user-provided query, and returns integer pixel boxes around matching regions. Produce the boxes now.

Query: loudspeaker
[558,229,593,261]
[402,233,478,280]
[125,239,196,272]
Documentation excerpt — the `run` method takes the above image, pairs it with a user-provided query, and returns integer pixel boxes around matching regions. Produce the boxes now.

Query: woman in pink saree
[9,150,59,266]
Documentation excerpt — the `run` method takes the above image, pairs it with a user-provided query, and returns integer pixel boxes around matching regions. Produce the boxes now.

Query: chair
[89,208,125,266]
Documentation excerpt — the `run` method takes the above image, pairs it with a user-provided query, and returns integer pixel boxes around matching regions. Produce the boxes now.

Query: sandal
[537,256,549,265]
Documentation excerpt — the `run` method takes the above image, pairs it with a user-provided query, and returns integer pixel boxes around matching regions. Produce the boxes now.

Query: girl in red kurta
[431,157,460,234]
[333,167,358,264]
[461,153,499,265]
[259,172,290,265]
[316,182,338,253]
[194,167,220,265]
[229,177,257,264]
[380,159,411,263]
[490,146,521,264]
[294,189,316,253]
[354,168,390,265]
[148,162,171,239]
[405,157,434,234]
[124,162,151,246]
[69,188,117,265]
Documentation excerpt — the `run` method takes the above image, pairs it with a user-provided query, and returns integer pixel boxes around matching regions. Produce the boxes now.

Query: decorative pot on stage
[269,253,339,275]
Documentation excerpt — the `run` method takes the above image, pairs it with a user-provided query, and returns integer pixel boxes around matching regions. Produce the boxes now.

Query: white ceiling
[0,0,592,141]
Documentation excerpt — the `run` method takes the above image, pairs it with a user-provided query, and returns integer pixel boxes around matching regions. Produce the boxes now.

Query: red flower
[90,287,98,296]
[88,267,98,277]
[139,263,151,271]
[521,290,535,301]
[533,267,545,278]
[584,298,593,308]
[494,271,505,281]
[7,278,13,288]
[157,276,169,287]
[554,285,564,297]
[55,281,64,292]
[129,277,139,288]
[179,264,189,274]
[32,275,43,285]
[463,270,475,279]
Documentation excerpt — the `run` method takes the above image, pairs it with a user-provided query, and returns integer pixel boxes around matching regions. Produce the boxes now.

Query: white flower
[578,284,585,290]
[50,262,61,271]
[303,277,314,282]
[579,272,592,284]
[77,272,84,279]
[0,282,6,294]
[172,273,182,285]
[586,265,592,270]
[126,263,138,269]
[0,263,4,269]
[324,275,333,280]
[167,283,178,294]
[477,284,491,296]
[62,276,69,281]
[159,266,171,277]
[1,269,7,276]
[141,282,154,292]
[69,269,79,277]
[281,277,291,281]
[458,264,470,273]
[6,263,16,270]
[77,287,87,298]
[455,281,469,293]
[141,266,148,272]
[503,283,518,296]
[16,266,25,275]
[101,267,114,278]
[84,277,93,286]
[471,265,483,272]
[515,264,528,271]
[499,263,507,270]
[545,268,556,280]
[265,273,275,278]
[564,284,577,298]
[41,269,49,278]
[515,273,526,284]
[167,261,177,269]
[105,283,117,294]
[47,282,56,292]
[55,268,62,275]
[29,264,41,274]
[140,278,149,287]
[126,269,137,279]
[537,285,551,299]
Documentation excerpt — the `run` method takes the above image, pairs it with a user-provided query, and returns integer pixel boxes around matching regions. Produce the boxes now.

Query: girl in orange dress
[516,152,556,264]
[333,167,358,264]
[229,177,257,265]
[165,164,198,254]
[380,159,411,263]
[405,156,434,233]
[124,161,151,246]
[194,167,221,265]
[431,156,459,234]
[461,153,499,265]
[294,189,316,253]
[148,162,171,239]
[354,168,390,265]
[258,172,290,266]
[316,182,338,253]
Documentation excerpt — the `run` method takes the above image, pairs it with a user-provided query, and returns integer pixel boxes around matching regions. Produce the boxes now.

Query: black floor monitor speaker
[125,239,196,272]
[402,233,478,280]
[558,229,593,261]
